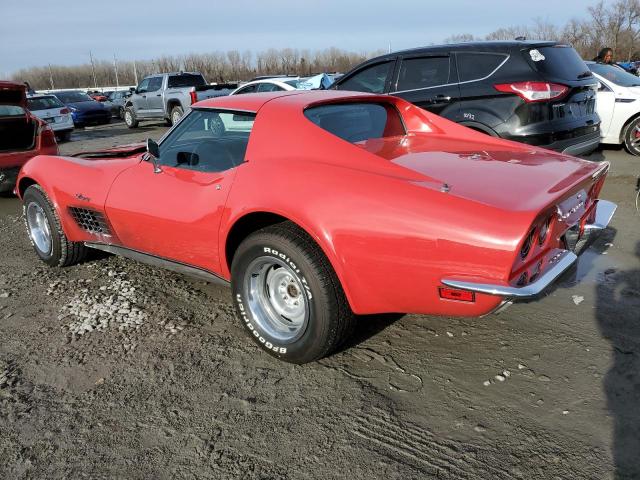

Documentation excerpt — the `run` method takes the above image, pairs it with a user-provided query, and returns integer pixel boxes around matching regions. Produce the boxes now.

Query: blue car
[51,91,111,128]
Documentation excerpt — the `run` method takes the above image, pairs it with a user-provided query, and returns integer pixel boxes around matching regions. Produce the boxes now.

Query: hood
[358,134,603,211]
[0,81,27,108]
[66,100,106,112]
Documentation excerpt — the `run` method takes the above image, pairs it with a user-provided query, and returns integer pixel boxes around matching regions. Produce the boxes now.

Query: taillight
[40,123,57,147]
[60,108,70,115]
[494,82,569,103]
[439,287,475,302]
[190,91,197,105]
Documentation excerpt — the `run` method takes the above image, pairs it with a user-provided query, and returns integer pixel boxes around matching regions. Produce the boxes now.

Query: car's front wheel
[23,185,87,267]
[623,117,640,156]
[170,106,184,126]
[231,222,355,364]
[124,108,138,129]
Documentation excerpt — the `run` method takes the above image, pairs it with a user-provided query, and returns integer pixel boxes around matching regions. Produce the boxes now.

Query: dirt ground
[1,120,639,479]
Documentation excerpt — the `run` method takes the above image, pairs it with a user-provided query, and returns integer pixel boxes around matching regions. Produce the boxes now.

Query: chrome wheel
[244,257,309,343]
[631,124,640,149]
[26,202,52,255]
[124,110,133,125]
[172,110,181,125]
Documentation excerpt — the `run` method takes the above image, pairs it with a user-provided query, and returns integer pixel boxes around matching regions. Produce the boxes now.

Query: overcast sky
[1,0,600,76]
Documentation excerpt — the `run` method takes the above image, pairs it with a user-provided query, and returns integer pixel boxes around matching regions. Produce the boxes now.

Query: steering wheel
[192,140,235,172]
[208,115,226,137]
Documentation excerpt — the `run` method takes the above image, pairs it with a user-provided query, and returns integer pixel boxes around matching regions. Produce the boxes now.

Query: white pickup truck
[123,72,236,128]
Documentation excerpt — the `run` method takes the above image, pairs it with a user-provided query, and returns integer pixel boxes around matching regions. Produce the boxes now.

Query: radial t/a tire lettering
[231,222,355,364]
[22,185,87,267]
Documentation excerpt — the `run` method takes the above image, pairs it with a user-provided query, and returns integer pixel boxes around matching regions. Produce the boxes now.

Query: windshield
[167,74,206,88]
[589,63,640,87]
[54,91,93,103]
[27,96,64,110]
[525,45,592,81]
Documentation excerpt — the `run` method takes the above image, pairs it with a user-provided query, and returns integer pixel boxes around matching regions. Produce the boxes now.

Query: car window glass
[457,53,506,82]
[158,109,256,172]
[167,74,206,88]
[147,77,163,92]
[304,102,405,143]
[235,85,257,95]
[0,105,26,116]
[337,61,394,93]
[589,63,640,87]
[396,57,450,91]
[137,78,150,93]
[27,96,64,110]
[257,83,284,92]
[526,46,592,81]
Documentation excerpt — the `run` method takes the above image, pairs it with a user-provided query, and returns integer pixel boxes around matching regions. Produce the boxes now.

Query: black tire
[23,185,87,267]
[169,106,184,126]
[623,117,640,156]
[124,107,138,129]
[231,222,355,364]
[56,130,72,142]
[118,106,125,120]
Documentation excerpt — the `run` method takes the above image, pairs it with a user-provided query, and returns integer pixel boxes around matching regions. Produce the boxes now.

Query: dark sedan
[52,91,111,128]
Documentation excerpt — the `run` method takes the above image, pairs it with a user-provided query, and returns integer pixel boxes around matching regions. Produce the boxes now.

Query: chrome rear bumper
[441,199,616,300]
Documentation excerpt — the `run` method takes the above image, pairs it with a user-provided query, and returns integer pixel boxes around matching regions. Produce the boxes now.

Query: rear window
[525,45,592,81]
[168,74,207,88]
[457,53,507,82]
[28,96,64,111]
[304,102,405,143]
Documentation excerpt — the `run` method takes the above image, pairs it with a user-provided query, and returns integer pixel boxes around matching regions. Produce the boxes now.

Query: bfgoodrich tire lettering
[22,185,87,267]
[231,222,355,364]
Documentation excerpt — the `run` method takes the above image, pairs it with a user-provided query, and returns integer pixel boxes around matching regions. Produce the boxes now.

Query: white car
[26,94,74,142]
[588,61,640,155]
[230,77,303,95]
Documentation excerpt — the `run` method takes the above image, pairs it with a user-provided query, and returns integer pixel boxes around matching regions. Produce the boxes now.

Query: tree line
[11,48,383,90]
[11,0,640,90]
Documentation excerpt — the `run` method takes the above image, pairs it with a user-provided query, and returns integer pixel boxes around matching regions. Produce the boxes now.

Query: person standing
[594,48,615,64]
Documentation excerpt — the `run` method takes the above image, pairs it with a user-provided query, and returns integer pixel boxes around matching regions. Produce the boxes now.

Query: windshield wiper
[577,71,593,79]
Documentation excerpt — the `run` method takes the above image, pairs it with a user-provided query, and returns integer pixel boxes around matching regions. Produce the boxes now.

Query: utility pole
[133,60,138,85]
[113,54,120,89]
[89,50,98,89]
[48,64,55,90]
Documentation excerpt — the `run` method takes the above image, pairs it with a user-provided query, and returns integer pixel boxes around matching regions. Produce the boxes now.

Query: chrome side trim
[584,199,617,231]
[441,250,577,298]
[84,242,230,287]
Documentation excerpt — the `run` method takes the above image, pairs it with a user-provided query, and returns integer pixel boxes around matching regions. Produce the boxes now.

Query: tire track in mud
[340,409,517,479]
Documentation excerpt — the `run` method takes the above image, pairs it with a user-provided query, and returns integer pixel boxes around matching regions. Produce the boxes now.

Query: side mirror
[146,138,162,174]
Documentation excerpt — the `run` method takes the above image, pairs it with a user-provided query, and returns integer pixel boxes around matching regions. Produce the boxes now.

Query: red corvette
[0,81,58,193]
[16,90,615,363]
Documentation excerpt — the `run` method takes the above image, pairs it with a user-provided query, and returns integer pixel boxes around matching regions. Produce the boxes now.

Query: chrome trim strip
[583,199,617,231]
[391,54,510,94]
[84,242,230,287]
[441,250,577,298]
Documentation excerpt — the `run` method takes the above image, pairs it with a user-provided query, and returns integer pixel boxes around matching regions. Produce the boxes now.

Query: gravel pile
[56,269,148,337]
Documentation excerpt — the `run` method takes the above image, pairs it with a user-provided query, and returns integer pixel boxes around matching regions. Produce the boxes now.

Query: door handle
[142,95,146,98]
[429,95,452,103]
[156,94,161,97]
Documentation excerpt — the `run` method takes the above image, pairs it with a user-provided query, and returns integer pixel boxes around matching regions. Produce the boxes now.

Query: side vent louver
[68,207,111,236]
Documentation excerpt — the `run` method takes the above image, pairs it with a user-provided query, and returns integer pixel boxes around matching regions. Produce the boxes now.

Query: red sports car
[16,90,615,363]
[0,81,58,193]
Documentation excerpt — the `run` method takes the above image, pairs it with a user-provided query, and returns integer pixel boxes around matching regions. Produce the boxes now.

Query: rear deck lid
[0,82,27,108]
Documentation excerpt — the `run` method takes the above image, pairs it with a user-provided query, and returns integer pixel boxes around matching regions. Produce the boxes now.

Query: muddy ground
[1,120,639,479]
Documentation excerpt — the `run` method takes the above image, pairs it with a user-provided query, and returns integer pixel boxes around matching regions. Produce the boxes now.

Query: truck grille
[68,207,111,235]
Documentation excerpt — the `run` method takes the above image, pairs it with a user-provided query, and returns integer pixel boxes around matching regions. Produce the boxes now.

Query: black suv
[332,41,600,155]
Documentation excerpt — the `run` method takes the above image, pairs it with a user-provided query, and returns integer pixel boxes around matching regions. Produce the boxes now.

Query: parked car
[0,82,57,193]
[16,90,615,363]
[230,77,306,95]
[88,91,109,102]
[332,41,601,155]
[588,61,640,155]
[616,61,640,76]
[52,91,111,128]
[123,72,237,128]
[26,94,74,142]
[103,90,130,119]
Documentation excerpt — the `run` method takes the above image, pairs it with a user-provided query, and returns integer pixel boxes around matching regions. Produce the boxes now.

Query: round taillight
[538,216,552,246]
[520,228,536,259]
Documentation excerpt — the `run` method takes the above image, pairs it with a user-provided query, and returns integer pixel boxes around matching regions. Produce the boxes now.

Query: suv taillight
[60,108,70,115]
[494,81,569,103]
[190,91,197,105]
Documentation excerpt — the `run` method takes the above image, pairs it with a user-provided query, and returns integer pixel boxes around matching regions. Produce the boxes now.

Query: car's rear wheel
[623,117,640,156]
[118,106,125,120]
[124,108,138,129]
[23,185,87,267]
[170,106,184,126]
[231,222,355,364]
